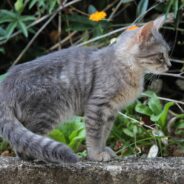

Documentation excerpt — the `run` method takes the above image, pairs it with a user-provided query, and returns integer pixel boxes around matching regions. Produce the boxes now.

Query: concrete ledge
[0,157,184,184]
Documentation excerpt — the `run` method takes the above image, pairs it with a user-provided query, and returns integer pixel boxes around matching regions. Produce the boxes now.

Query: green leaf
[121,0,134,3]
[69,129,85,151]
[0,48,5,54]
[18,20,28,37]
[0,17,14,24]
[123,128,134,137]
[148,93,162,115]
[0,74,6,81]
[66,14,95,26]
[165,0,174,16]
[20,16,36,22]
[150,101,174,129]
[5,22,17,38]
[174,0,178,18]
[49,0,57,13]
[88,5,97,14]
[136,0,149,17]
[0,140,9,151]
[14,0,24,13]
[176,114,184,119]
[48,129,66,143]
[158,102,174,128]
[133,125,138,135]
[29,0,38,9]
[0,27,6,36]
[0,10,17,18]
[150,114,160,122]
[135,102,152,116]
[70,128,85,141]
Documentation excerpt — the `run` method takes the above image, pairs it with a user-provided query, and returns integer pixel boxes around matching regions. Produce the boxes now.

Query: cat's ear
[136,21,154,43]
[153,14,174,30]
[153,15,165,30]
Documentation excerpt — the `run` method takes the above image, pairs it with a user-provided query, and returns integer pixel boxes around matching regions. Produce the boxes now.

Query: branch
[118,111,155,130]
[12,0,82,65]
[142,93,184,105]
[77,2,160,47]
[159,72,184,79]
[171,58,184,64]
[48,31,77,51]
[0,0,82,45]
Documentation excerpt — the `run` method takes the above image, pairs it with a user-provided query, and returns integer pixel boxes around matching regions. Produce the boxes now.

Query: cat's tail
[0,103,78,163]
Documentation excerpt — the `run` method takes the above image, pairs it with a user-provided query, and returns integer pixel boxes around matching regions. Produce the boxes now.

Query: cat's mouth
[147,65,169,74]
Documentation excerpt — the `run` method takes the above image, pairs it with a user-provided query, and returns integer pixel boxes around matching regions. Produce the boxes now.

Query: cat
[0,15,171,163]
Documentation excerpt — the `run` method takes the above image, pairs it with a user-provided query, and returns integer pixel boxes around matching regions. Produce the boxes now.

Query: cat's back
[1,46,96,100]
[9,46,96,74]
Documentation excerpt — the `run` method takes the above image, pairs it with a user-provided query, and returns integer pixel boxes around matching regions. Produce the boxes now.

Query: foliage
[109,91,184,157]
[48,116,85,152]
[0,9,35,40]
[0,0,183,55]
[0,0,183,159]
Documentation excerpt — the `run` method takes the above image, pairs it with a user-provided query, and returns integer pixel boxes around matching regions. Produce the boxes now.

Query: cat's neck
[96,45,145,88]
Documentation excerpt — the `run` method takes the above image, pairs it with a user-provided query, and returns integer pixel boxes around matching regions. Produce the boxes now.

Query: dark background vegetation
[0,0,183,158]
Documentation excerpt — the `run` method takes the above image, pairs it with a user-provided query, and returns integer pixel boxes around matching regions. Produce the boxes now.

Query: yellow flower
[89,11,107,22]
[127,25,139,31]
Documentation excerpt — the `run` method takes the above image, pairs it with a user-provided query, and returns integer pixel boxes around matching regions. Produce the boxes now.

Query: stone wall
[0,157,184,184]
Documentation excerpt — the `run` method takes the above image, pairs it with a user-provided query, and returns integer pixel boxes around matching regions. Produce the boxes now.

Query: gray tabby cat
[0,15,171,163]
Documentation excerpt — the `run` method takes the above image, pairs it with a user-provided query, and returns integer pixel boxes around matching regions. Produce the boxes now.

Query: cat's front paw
[88,147,117,162]
[104,147,117,157]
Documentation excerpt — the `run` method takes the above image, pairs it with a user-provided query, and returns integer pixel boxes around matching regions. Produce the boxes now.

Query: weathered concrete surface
[0,157,184,184]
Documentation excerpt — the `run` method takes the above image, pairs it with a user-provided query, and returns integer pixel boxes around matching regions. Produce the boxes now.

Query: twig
[171,58,184,64]
[104,0,119,11]
[70,6,88,16]
[58,0,63,49]
[0,0,82,45]
[118,111,155,130]
[48,31,77,51]
[78,3,160,47]
[163,26,184,32]
[108,0,123,21]
[175,103,184,113]
[159,72,184,79]
[12,0,81,65]
[142,92,184,105]
[12,12,58,65]
[77,26,127,47]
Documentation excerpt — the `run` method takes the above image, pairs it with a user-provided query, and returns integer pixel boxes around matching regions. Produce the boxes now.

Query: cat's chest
[111,83,143,110]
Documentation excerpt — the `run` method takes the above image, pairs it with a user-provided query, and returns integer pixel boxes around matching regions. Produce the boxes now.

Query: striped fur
[0,16,171,162]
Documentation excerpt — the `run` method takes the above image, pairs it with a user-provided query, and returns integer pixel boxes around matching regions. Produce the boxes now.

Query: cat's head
[116,15,172,74]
